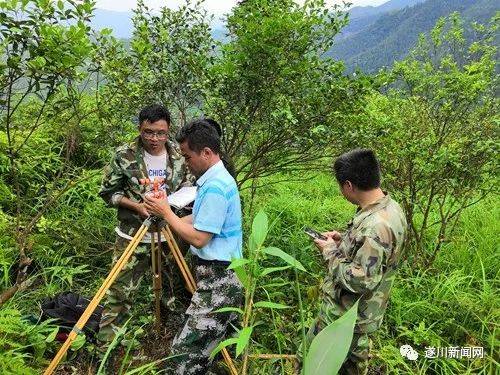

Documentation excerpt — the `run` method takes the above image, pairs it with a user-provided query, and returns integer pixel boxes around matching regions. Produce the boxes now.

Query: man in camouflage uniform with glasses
[97,104,193,343]
[311,149,407,375]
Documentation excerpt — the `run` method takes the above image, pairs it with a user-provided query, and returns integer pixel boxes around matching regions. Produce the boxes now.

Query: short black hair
[204,118,223,137]
[175,118,221,154]
[333,149,381,191]
[138,104,171,126]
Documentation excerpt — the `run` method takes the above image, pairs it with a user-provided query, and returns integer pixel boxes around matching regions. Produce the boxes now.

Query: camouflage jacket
[99,137,192,236]
[320,194,406,333]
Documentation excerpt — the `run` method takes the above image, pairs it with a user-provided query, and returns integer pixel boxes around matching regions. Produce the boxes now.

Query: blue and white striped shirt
[190,160,242,261]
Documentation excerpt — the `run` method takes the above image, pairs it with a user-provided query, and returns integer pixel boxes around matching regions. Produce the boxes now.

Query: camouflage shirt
[99,137,193,236]
[320,194,406,333]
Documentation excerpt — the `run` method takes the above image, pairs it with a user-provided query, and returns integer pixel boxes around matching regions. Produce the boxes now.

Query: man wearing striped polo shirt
[144,119,243,375]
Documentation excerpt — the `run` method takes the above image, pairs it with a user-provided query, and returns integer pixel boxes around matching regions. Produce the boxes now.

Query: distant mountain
[349,0,425,20]
[339,0,426,39]
[329,0,499,73]
[91,1,497,73]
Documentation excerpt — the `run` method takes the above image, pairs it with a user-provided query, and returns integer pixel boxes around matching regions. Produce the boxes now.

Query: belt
[194,256,231,268]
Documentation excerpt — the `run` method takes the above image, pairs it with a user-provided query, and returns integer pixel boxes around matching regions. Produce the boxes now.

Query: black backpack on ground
[41,292,103,340]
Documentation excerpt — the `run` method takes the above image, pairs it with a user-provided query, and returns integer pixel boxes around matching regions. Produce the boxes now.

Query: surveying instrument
[44,180,238,375]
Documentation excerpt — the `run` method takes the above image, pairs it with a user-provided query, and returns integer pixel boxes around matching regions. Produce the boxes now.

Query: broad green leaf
[28,56,46,69]
[234,263,249,290]
[70,333,86,351]
[261,265,292,276]
[263,247,306,272]
[45,326,58,343]
[304,301,359,375]
[248,233,257,253]
[253,301,290,309]
[209,337,238,359]
[227,258,250,270]
[236,326,253,357]
[251,210,268,248]
[229,257,250,289]
[214,307,244,315]
[101,28,113,36]
[263,281,291,289]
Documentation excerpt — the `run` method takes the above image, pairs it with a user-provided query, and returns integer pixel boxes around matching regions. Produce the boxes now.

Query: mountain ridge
[329,0,498,72]
[89,0,498,73]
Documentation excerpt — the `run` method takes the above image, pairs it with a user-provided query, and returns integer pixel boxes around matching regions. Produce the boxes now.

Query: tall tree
[341,13,499,264]
[203,0,371,188]
[0,0,95,305]
[98,0,215,130]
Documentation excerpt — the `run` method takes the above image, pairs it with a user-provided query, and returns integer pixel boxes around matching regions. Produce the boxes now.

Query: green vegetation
[0,0,498,374]
[241,174,498,374]
[329,0,498,73]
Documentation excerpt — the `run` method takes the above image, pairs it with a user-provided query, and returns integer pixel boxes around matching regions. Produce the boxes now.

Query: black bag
[41,292,103,340]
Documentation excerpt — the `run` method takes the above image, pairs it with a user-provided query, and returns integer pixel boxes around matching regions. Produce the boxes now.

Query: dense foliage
[335,13,499,264]
[0,0,498,374]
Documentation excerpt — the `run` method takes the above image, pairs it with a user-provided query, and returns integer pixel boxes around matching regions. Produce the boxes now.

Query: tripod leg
[44,224,150,375]
[92,225,150,310]
[156,230,162,289]
[161,228,195,293]
[160,227,239,375]
[151,231,162,328]
[162,226,196,290]
[156,229,163,306]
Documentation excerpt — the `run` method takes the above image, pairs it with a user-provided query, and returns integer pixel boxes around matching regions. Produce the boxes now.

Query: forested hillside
[337,0,426,38]
[330,0,499,72]
[0,0,498,374]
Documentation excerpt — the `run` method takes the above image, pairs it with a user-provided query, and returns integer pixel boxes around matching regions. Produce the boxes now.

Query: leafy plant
[203,0,372,187]
[0,0,96,306]
[339,13,499,265]
[211,210,307,374]
[0,307,59,373]
[303,301,358,375]
[97,0,214,130]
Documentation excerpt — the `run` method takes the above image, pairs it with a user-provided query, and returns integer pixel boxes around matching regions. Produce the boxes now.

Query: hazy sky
[95,0,389,14]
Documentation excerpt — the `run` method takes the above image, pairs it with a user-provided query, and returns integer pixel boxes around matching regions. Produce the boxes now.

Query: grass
[373,199,499,374]
[242,172,499,374]
[1,172,498,374]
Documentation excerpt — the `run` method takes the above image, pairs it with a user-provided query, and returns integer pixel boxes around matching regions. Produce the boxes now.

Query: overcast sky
[95,0,389,14]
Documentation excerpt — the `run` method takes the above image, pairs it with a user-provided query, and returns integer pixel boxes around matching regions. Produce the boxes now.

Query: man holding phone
[309,149,406,374]
[304,227,327,241]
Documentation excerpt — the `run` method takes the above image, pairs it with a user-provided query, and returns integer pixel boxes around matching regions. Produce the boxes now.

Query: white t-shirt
[144,150,167,187]
[116,150,168,243]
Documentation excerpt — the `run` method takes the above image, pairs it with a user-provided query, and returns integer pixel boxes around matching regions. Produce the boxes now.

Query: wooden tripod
[150,228,162,327]
[44,217,237,375]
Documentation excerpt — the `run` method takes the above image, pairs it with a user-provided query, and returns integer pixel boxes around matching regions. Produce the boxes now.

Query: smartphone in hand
[304,227,328,241]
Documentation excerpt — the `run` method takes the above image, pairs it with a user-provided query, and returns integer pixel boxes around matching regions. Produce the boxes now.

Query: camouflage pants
[165,260,243,375]
[306,312,371,375]
[98,235,188,343]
